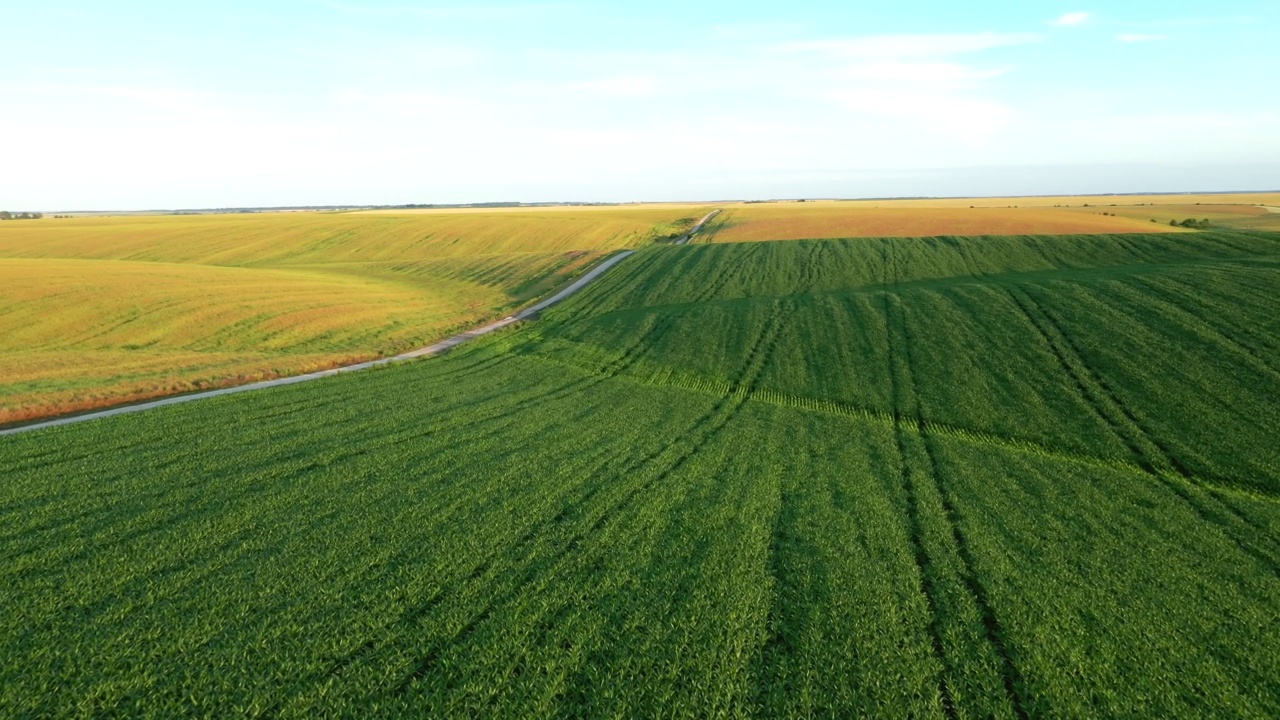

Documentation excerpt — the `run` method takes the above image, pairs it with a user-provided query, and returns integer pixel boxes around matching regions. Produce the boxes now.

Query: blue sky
[3,1,1278,208]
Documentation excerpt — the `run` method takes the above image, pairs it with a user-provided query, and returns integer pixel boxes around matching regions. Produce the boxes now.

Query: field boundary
[0,251,636,438]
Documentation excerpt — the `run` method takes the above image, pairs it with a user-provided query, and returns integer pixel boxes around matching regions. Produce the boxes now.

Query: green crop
[2,231,1279,717]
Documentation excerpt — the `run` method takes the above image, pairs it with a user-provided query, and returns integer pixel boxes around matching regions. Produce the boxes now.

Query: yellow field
[697,193,1280,243]
[0,208,703,424]
[1059,203,1280,231]
[812,192,1280,209]
[703,204,1185,242]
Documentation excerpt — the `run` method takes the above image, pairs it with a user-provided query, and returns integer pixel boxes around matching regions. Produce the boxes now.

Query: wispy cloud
[759,34,1037,144]
[775,33,1042,59]
[711,21,809,41]
[324,1,580,21]
[4,82,228,116]
[1129,15,1256,28]
[824,87,1015,143]
[511,75,659,100]
[565,76,658,98]
[1050,12,1092,27]
[837,62,1010,84]
[1116,33,1167,43]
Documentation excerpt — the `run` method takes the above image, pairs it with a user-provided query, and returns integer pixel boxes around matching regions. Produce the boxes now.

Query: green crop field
[3,230,1279,717]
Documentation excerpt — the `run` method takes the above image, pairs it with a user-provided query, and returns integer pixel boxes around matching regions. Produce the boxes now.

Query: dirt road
[0,250,635,437]
[675,210,722,245]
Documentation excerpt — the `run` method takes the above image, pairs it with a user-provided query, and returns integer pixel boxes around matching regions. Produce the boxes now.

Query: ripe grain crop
[805,191,1280,209]
[3,229,1278,716]
[702,204,1186,242]
[0,208,704,424]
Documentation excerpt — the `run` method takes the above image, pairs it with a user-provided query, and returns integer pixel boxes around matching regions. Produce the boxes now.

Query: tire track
[892,290,1031,720]
[1007,286,1280,577]
[394,361,760,697]
[880,236,1030,719]
[292,417,662,705]
[1132,273,1280,377]
[391,305,786,698]
[876,240,962,720]
[1116,277,1280,383]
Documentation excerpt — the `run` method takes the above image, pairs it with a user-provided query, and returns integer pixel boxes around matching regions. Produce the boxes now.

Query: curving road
[0,250,636,437]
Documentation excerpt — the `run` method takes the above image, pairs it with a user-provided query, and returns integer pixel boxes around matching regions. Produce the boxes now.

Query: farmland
[0,208,701,424]
[6,195,1274,425]
[2,229,1278,716]
[1058,202,1280,232]
[810,192,1280,209]
[700,203,1183,242]
[697,193,1280,243]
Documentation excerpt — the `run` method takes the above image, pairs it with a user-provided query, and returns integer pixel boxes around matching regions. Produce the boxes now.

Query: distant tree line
[0,211,44,220]
[1171,218,1211,228]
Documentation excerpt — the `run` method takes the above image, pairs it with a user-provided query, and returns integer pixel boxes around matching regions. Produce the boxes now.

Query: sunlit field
[0,208,703,424]
[5,230,1278,716]
[702,204,1183,242]
[6,196,1275,424]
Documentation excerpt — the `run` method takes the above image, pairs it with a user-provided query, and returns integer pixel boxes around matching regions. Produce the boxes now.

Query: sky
[2,1,1279,209]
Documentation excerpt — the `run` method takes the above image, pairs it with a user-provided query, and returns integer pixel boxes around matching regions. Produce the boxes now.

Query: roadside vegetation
[3,229,1278,716]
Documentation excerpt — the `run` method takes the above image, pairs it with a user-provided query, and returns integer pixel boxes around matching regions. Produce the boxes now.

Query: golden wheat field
[1059,202,1280,231]
[0,208,702,424]
[701,203,1187,242]
[815,192,1280,209]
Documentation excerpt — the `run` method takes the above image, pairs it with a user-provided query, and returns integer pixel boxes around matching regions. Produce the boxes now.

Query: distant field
[4,230,1278,716]
[696,193,1280,243]
[821,192,1280,209]
[0,209,701,424]
[1061,202,1280,232]
[703,204,1183,242]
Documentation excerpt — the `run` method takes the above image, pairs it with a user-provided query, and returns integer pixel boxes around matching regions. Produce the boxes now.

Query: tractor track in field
[883,240,1031,720]
[878,243,962,720]
[391,317,774,698]
[0,250,637,438]
[1006,285,1280,578]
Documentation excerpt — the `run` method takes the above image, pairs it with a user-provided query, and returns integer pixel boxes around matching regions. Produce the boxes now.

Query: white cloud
[1116,33,1167,42]
[825,87,1015,143]
[323,2,579,21]
[332,89,487,113]
[776,33,1042,59]
[4,82,232,117]
[506,75,660,101]
[561,75,660,99]
[1051,12,1092,27]
[758,34,1031,146]
[837,61,1009,84]
[711,21,808,41]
